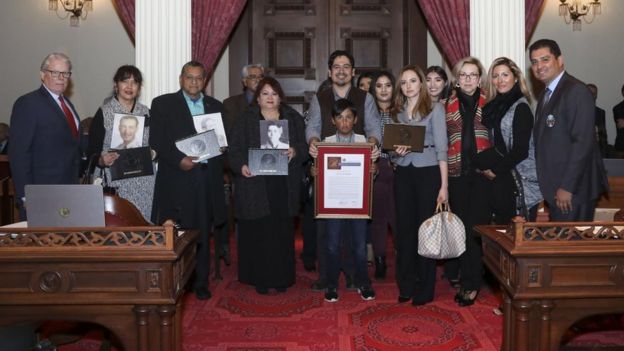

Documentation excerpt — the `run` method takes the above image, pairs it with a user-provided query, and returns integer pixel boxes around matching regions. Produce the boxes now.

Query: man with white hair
[222,63,265,134]
[10,52,82,220]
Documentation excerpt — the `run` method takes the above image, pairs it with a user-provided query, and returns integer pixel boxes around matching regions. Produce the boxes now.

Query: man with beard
[304,50,381,292]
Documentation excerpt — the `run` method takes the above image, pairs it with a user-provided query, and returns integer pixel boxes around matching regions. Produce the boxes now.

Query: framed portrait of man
[259,120,289,149]
[314,142,374,219]
[110,114,146,150]
[193,112,228,147]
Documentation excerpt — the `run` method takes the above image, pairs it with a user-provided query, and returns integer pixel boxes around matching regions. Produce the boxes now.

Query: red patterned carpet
[53,233,624,350]
[182,262,503,351]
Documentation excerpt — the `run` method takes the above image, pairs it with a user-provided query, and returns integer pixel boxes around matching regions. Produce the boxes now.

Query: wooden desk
[475,220,624,351]
[0,222,197,351]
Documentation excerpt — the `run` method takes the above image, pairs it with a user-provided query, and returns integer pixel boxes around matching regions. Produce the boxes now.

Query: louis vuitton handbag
[418,202,466,259]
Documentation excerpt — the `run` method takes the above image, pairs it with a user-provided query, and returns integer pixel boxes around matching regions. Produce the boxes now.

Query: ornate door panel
[251,0,328,113]
[230,0,425,113]
[329,0,404,76]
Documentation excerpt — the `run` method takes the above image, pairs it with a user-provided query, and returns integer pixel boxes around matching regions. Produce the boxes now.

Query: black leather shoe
[195,287,212,300]
[456,290,478,307]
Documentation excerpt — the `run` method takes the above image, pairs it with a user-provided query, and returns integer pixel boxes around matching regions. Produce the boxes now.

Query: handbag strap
[81,154,100,185]
[435,202,452,214]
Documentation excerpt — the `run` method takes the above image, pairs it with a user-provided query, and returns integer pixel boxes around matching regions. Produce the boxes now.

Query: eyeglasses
[44,70,72,79]
[246,74,264,81]
[458,73,479,81]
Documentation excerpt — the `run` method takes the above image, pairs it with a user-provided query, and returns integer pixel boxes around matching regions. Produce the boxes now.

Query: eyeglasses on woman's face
[458,72,479,81]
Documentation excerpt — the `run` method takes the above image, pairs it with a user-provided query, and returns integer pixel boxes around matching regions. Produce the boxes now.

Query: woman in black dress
[229,77,307,294]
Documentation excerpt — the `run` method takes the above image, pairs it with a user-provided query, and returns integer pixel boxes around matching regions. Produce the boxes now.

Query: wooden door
[228,0,427,113]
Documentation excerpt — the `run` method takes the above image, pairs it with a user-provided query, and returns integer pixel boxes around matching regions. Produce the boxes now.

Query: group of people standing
[9,37,607,307]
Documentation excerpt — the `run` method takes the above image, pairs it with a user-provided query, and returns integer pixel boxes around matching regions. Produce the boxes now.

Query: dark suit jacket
[9,85,82,206]
[149,90,226,229]
[533,73,608,205]
[222,93,252,137]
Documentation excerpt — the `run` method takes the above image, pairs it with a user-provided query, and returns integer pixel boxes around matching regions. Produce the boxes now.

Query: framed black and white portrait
[110,114,145,150]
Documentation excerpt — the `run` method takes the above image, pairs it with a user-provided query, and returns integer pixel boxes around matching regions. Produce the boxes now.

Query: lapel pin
[546,114,556,128]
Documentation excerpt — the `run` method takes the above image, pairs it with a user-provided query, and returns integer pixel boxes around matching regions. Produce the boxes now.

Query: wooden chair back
[104,194,149,226]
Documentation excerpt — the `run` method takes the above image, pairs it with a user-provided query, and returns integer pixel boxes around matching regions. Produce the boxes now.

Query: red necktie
[58,96,78,138]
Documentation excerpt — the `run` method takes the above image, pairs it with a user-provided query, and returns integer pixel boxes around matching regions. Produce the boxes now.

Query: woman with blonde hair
[391,65,448,306]
[445,56,490,307]
[477,57,542,221]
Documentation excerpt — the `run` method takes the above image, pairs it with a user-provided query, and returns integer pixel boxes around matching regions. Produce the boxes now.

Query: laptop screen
[25,184,106,227]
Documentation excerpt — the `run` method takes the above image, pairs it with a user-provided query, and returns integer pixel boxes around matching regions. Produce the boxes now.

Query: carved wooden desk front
[475,220,624,351]
[0,222,197,351]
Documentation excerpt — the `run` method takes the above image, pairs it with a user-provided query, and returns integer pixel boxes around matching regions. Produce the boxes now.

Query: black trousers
[194,168,216,290]
[394,165,440,300]
[448,174,492,291]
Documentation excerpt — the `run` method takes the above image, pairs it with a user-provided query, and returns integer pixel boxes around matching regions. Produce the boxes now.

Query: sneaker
[358,286,376,301]
[311,280,327,291]
[324,288,339,302]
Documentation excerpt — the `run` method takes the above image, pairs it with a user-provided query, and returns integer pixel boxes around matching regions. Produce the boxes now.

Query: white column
[470,0,525,73]
[136,0,192,107]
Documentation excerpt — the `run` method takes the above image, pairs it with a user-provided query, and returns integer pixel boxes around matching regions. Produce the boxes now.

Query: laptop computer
[25,184,106,227]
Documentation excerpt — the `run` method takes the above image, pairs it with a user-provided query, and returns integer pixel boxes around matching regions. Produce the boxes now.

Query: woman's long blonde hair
[485,57,533,104]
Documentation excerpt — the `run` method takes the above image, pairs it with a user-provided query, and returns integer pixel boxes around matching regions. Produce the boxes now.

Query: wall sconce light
[559,0,601,31]
[49,0,93,27]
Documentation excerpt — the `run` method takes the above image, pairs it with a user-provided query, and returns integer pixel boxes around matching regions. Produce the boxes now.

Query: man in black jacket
[150,61,227,300]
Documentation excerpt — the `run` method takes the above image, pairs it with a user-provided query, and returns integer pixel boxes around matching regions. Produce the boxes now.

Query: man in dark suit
[530,39,608,221]
[9,52,82,220]
[150,61,227,300]
[586,83,608,157]
[222,63,264,135]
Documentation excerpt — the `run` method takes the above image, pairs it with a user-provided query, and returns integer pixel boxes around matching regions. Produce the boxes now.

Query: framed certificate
[382,124,426,152]
[248,148,288,175]
[314,143,374,219]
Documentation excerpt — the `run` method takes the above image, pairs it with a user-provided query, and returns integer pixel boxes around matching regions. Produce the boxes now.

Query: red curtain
[112,0,135,42]
[192,0,247,77]
[525,0,545,44]
[417,0,545,68]
[111,0,247,77]
[417,0,470,68]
